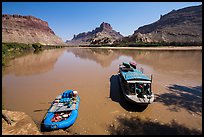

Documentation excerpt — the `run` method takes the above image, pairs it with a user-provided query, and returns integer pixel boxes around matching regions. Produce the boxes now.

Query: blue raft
[42,90,80,130]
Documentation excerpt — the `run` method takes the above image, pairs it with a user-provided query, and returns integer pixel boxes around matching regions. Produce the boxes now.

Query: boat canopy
[121,68,151,81]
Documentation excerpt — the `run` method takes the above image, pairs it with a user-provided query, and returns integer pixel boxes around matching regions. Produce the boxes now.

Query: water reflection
[67,48,120,68]
[3,49,65,76]
[67,48,202,76]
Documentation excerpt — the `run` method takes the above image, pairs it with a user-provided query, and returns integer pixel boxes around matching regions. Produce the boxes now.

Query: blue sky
[2,2,202,42]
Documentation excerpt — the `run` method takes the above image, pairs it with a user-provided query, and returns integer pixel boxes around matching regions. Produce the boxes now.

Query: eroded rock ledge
[2,110,42,135]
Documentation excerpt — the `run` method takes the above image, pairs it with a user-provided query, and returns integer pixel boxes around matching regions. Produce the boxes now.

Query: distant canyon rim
[2,5,202,46]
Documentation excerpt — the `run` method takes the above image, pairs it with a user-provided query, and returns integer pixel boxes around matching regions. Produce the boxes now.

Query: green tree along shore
[116,41,202,47]
[79,41,202,47]
[2,42,64,66]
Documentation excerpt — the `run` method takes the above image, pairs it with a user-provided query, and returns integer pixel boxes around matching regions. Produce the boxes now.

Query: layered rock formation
[66,22,123,45]
[2,14,64,45]
[117,5,202,44]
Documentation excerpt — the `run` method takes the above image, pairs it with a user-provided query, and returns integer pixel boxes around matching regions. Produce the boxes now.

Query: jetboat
[118,62,154,104]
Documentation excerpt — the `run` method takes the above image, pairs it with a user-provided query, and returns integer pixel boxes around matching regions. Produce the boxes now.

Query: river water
[2,47,202,135]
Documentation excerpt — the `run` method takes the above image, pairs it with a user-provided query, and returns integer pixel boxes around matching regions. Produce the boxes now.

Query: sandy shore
[73,46,202,50]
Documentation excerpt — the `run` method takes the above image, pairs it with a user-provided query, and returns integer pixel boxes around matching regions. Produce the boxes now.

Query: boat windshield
[128,83,136,95]
[127,83,151,95]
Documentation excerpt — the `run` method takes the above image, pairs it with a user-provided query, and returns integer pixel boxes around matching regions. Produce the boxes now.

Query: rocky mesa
[66,22,123,45]
[2,14,64,45]
[117,4,202,44]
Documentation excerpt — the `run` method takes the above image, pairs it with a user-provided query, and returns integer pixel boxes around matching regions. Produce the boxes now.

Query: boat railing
[125,73,152,81]
[138,67,144,73]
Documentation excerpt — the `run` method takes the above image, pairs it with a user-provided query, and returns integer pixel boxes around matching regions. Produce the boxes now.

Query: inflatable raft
[42,90,80,130]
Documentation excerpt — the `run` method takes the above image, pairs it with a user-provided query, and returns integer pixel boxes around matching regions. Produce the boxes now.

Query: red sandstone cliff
[2,14,64,45]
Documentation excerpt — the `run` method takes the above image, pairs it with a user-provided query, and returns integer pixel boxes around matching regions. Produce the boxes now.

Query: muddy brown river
[2,47,202,135]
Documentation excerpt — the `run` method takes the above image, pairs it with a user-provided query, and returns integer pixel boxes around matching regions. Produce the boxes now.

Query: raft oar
[33,109,48,112]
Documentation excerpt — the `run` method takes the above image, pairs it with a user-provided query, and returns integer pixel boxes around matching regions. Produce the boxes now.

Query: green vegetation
[112,41,202,47]
[2,42,65,66]
[78,41,202,47]
[32,43,43,50]
[2,42,33,66]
